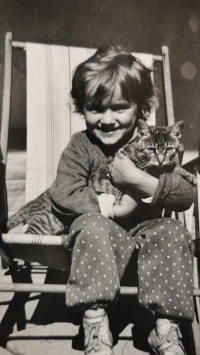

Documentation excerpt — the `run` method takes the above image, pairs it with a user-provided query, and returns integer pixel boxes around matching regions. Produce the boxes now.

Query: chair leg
[0,220,10,270]
[188,310,200,355]
[0,230,14,268]
[0,263,33,346]
[1,257,8,270]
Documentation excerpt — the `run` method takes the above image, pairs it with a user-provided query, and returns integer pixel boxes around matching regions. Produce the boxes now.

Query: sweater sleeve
[150,172,196,212]
[49,133,100,224]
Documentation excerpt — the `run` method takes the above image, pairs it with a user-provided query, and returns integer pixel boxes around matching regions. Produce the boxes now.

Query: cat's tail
[7,201,32,231]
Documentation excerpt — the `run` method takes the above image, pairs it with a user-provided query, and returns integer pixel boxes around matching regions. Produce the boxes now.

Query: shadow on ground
[0,260,194,354]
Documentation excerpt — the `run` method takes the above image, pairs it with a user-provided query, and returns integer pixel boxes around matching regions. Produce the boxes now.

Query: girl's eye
[87,107,103,114]
[111,104,131,113]
[115,109,125,113]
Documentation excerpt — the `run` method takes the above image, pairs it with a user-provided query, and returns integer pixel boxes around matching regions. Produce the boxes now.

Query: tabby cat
[7,119,196,235]
[90,119,196,203]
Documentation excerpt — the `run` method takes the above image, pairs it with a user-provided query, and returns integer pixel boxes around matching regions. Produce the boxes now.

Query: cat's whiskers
[137,162,152,170]
[143,163,153,171]
[136,162,148,169]
[168,161,176,166]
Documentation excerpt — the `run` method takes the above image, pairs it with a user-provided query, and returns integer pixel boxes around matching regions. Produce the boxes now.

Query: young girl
[50,45,195,355]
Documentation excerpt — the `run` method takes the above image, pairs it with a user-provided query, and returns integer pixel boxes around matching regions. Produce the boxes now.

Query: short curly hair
[71,45,158,119]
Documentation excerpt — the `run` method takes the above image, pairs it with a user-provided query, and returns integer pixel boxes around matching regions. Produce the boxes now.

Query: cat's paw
[191,175,197,186]
[185,173,197,185]
[118,147,124,154]
[98,193,115,219]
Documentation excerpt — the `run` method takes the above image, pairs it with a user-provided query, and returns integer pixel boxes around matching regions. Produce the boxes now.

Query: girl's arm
[109,152,158,198]
[50,133,100,224]
[108,153,158,223]
[110,152,195,212]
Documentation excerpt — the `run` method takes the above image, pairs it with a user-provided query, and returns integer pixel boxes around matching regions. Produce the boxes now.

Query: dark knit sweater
[50,130,195,227]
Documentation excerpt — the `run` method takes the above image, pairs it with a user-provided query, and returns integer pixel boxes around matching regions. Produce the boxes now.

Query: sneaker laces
[158,324,185,353]
[83,314,113,354]
[86,322,101,352]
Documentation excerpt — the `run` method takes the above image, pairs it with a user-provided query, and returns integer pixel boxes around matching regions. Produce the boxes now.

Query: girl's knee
[165,218,190,235]
[144,217,192,247]
[69,212,110,234]
[156,217,192,246]
[70,212,98,229]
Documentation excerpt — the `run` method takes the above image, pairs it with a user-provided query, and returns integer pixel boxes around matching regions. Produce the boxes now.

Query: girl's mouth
[101,130,118,135]
[99,128,119,134]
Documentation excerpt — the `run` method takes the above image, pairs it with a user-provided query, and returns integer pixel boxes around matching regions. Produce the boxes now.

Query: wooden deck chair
[0,32,200,353]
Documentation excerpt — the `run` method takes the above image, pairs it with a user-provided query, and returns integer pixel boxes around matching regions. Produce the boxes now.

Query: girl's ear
[137,119,150,137]
[169,120,184,139]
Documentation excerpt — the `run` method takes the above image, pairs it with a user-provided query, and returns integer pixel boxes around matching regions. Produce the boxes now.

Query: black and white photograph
[0,1,199,355]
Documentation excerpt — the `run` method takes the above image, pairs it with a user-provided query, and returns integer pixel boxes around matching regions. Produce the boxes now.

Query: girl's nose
[101,109,115,125]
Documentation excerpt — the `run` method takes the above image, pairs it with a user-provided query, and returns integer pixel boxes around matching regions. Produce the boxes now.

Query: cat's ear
[141,109,150,120]
[170,120,184,139]
[137,119,150,137]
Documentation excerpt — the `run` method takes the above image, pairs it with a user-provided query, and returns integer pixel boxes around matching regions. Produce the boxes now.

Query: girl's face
[84,86,137,148]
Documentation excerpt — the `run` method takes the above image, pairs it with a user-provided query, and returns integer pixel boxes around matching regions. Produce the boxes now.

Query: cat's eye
[166,147,174,152]
[147,147,155,152]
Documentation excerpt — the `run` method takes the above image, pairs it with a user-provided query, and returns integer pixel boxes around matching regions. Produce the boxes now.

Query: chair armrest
[182,156,200,171]
[2,233,70,271]
[2,233,62,245]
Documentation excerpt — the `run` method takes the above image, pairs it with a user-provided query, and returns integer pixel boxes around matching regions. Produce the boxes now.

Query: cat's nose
[157,154,164,165]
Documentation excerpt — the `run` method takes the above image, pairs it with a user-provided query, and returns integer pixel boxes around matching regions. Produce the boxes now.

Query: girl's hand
[113,194,138,219]
[109,152,140,191]
[112,194,139,226]
[109,152,159,197]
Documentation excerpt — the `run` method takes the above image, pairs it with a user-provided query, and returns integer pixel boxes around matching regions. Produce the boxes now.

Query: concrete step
[0,347,13,355]
[6,323,149,355]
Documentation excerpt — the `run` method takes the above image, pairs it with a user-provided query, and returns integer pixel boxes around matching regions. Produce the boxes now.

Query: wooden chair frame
[0,32,200,353]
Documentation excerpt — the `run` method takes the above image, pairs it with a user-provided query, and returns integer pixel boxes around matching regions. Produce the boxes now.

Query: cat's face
[133,119,184,169]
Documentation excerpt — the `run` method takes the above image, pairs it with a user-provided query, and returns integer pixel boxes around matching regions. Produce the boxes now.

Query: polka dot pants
[62,213,194,321]
[136,218,194,321]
